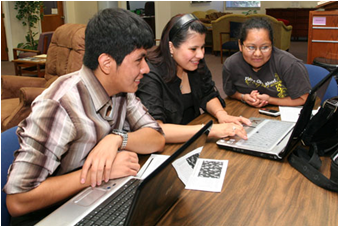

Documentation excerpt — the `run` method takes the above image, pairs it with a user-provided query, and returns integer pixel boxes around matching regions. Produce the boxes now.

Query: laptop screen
[281,68,338,157]
[125,120,213,225]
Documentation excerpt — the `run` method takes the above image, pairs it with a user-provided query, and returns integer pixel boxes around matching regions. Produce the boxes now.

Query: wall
[3,1,320,61]
[64,1,98,24]
[2,1,42,60]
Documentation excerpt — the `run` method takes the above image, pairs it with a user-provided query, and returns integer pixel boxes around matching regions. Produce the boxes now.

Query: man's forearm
[127,128,165,154]
[6,169,90,217]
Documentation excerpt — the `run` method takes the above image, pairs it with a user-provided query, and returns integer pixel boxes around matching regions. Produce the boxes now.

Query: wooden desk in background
[140,98,338,226]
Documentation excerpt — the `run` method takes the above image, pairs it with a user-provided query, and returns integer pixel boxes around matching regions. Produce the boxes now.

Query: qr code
[198,160,223,179]
[186,153,199,169]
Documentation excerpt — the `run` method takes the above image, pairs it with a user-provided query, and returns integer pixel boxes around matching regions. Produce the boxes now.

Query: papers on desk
[35,54,47,59]
[139,148,228,193]
[18,56,46,62]
[172,147,203,186]
[185,158,228,192]
[173,148,228,192]
[279,106,320,122]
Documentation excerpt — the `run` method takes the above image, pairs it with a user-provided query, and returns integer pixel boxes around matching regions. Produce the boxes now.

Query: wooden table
[12,57,46,78]
[141,98,338,226]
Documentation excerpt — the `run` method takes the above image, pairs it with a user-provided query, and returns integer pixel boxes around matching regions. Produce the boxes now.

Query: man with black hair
[4,8,165,225]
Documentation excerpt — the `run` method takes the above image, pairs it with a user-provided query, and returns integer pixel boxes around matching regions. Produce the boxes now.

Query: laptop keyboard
[236,120,294,150]
[75,178,141,226]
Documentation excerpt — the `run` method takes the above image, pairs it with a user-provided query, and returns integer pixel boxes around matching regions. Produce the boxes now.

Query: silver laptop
[217,68,337,160]
[36,120,213,226]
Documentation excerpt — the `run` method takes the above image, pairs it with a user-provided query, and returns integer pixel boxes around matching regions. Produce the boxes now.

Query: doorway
[41,1,64,32]
[1,6,9,61]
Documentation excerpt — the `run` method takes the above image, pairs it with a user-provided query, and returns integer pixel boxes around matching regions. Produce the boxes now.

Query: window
[225,1,260,10]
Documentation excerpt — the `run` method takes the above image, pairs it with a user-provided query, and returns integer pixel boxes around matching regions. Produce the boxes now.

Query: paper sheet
[172,147,203,186]
[185,159,229,192]
[279,106,303,122]
[279,106,320,122]
[138,148,229,193]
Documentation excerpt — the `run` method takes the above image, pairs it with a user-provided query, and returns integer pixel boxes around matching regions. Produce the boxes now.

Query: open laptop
[36,120,213,226]
[217,68,338,160]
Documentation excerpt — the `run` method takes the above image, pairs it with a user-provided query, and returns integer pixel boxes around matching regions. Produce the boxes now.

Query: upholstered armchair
[248,14,293,51]
[1,23,86,132]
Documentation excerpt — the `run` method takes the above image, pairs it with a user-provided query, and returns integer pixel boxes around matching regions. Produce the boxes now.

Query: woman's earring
[170,53,173,58]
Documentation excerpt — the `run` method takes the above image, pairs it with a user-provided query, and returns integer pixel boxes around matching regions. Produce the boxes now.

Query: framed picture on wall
[225,1,260,10]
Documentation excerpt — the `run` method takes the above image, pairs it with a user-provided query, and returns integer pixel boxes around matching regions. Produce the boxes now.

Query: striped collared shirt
[4,65,163,194]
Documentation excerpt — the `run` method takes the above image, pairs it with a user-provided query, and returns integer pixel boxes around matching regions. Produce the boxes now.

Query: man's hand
[80,134,121,187]
[109,151,140,179]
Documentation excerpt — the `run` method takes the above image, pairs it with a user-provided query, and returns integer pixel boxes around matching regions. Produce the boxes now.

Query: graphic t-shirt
[222,47,311,99]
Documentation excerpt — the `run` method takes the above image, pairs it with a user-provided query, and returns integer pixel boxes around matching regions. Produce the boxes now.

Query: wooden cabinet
[266,8,315,40]
[307,10,338,64]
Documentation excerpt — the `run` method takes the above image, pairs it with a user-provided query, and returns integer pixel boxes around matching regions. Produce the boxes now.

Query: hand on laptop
[209,123,248,140]
[217,114,252,127]
[108,151,140,180]
[80,134,140,188]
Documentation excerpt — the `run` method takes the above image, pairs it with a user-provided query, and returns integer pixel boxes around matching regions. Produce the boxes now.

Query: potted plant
[14,1,44,50]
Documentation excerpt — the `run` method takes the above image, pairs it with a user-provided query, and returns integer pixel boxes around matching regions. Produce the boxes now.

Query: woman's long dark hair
[147,14,207,83]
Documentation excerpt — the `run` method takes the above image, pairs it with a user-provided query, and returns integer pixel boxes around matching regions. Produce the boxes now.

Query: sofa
[192,10,231,29]
[211,14,293,53]
[1,23,86,132]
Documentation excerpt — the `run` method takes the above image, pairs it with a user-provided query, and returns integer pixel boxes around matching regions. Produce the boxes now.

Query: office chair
[13,32,54,59]
[304,64,338,103]
[1,126,19,226]
[219,21,242,63]
[12,32,54,77]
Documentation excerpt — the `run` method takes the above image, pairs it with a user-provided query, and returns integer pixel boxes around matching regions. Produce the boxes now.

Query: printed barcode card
[185,159,228,192]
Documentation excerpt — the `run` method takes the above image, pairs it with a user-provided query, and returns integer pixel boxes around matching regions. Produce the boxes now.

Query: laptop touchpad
[73,189,106,206]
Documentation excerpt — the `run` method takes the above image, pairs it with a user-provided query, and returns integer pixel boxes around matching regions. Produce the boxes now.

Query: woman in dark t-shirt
[137,14,252,143]
[222,17,311,108]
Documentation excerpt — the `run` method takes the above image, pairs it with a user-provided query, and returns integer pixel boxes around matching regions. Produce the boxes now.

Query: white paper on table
[185,159,228,192]
[172,147,203,186]
[279,106,320,123]
[137,154,170,179]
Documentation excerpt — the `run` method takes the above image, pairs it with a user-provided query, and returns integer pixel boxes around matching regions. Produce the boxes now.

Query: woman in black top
[137,14,251,143]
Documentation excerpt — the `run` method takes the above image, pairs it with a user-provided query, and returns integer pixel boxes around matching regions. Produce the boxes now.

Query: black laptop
[36,120,213,226]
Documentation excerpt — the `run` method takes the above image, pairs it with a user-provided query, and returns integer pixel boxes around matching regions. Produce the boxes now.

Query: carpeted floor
[1,41,308,99]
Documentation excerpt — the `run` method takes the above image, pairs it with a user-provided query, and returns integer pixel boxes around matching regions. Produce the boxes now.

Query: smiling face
[111,48,150,94]
[239,28,272,71]
[169,31,205,73]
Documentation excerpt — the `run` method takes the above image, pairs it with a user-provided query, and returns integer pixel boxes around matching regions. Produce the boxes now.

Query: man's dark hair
[83,8,154,70]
